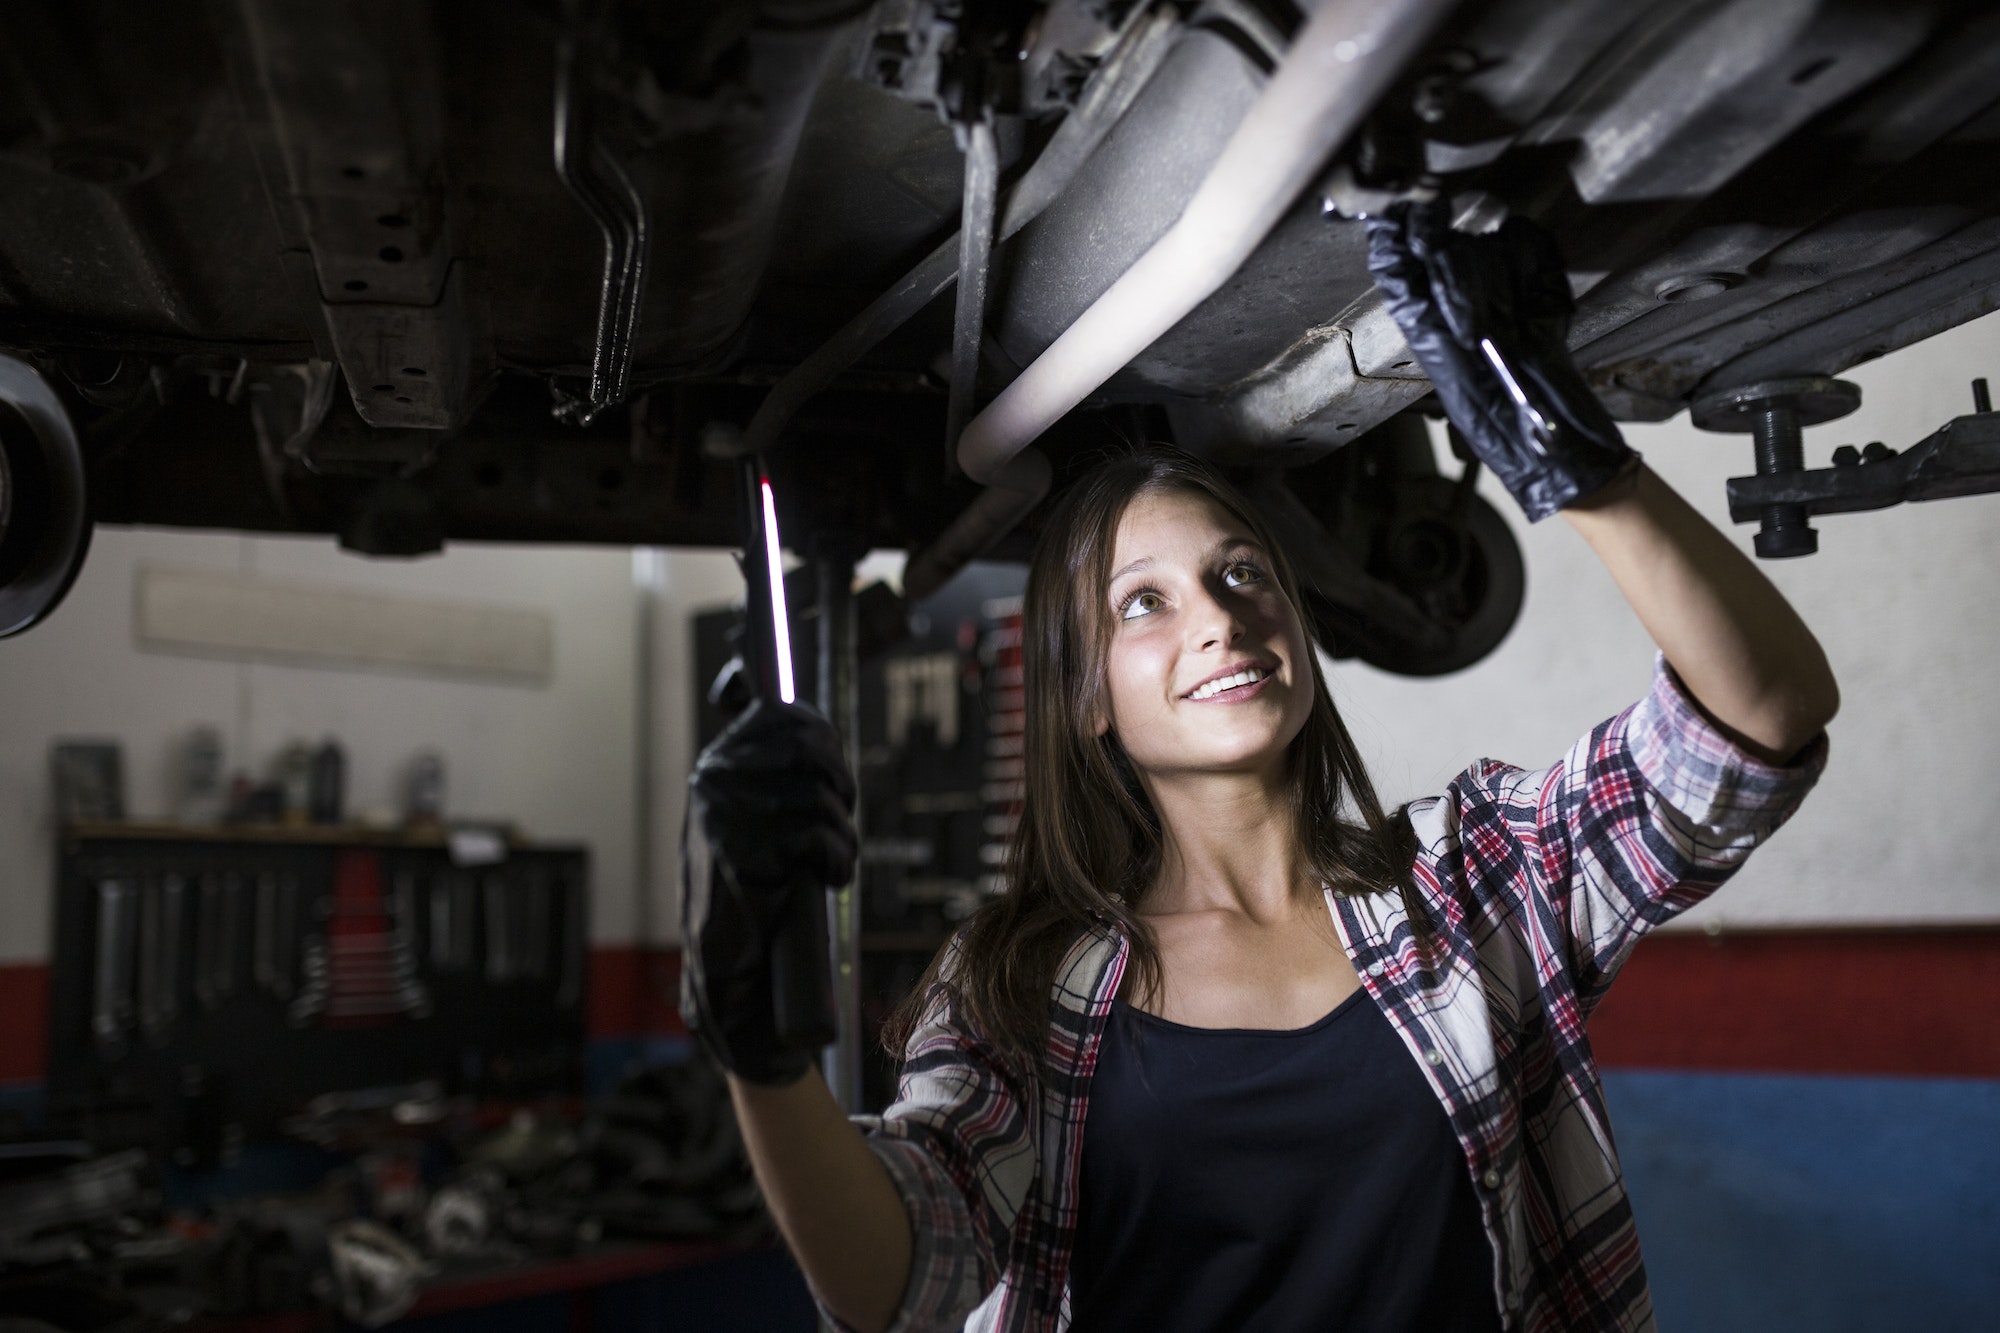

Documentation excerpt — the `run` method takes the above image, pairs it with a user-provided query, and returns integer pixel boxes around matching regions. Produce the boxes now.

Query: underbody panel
[1,0,1997,664]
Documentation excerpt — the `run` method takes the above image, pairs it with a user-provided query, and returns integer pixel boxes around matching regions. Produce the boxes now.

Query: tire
[0,354,92,638]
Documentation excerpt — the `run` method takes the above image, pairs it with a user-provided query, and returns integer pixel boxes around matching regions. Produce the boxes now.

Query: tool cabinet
[45,824,588,1156]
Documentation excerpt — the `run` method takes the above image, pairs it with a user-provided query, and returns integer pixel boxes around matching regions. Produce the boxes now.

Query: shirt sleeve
[1446,654,1828,1011]
[818,954,1037,1333]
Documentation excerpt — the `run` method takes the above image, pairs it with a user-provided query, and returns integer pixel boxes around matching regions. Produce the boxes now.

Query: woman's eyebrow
[1109,541,1259,585]
[1108,556,1153,583]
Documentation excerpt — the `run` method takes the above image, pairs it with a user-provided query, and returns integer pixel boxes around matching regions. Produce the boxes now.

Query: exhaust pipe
[905,0,1459,596]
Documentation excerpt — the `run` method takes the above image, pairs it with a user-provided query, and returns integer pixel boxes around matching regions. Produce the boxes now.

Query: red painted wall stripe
[6,930,1995,1085]
[0,963,49,1084]
[1588,927,2000,1079]
[586,945,687,1043]
[0,947,688,1085]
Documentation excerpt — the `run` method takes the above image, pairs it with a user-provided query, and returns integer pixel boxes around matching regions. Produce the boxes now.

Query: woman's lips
[1184,658,1277,700]
[1184,670,1275,704]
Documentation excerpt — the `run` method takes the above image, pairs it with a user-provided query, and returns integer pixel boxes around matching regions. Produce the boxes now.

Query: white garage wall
[1332,310,2000,927]
[0,532,644,961]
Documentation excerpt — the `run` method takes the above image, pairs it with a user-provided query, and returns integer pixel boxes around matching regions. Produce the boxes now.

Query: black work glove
[1365,200,1637,521]
[680,699,856,1086]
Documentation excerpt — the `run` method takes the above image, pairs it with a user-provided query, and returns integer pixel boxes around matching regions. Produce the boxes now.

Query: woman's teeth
[1188,666,1267,700]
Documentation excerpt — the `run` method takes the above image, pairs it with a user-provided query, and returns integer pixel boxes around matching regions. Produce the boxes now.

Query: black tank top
[1069,989,1503,1332]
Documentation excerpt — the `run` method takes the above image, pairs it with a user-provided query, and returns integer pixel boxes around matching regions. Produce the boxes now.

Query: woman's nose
[1190,587,1245,651]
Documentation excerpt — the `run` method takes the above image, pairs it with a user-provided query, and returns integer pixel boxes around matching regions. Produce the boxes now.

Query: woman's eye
[1223,562,1263,588]
[1120,591,1164,621]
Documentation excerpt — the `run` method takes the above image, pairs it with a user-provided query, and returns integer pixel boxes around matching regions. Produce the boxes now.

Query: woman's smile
[1182,658,1278,703]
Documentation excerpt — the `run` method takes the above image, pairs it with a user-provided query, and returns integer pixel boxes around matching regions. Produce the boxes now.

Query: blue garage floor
[386,1246,818,1333]
[1602,1069,2000,1332]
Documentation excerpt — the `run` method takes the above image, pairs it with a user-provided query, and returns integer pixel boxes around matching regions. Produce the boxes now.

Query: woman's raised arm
[1562,464,1837,761]
[1364,200,1836,759]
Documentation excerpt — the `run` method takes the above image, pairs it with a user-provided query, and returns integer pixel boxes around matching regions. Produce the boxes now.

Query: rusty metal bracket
[1693,376,1861,557]
[238,0,487,431]
[1726,385,2000,536]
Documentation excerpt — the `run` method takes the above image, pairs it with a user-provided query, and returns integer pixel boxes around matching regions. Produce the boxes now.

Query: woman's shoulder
[1050,920,1122,1006]
[939,911,1121,988]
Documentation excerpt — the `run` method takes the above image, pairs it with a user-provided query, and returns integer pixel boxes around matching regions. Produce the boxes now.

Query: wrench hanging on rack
[92,878,136,1053]
[253,870,302,1000]
[138,874,185,1042]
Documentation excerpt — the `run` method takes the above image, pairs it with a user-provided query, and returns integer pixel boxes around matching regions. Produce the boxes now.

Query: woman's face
[1096,487,1315,782]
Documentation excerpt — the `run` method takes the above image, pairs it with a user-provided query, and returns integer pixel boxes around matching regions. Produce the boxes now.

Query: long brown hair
[885,450,1424,1080]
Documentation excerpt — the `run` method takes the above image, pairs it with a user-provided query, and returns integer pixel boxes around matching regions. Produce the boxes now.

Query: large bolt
[1690,377,1861,560]
[1749,404,1816,558]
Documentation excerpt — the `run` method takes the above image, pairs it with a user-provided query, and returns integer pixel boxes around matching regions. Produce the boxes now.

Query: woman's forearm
[1562,463,1839,761]
[729,1068,914,1333]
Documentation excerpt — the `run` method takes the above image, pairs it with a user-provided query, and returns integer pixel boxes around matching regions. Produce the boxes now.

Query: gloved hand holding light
[1364,199,1639,521]
[679,463,850,1086]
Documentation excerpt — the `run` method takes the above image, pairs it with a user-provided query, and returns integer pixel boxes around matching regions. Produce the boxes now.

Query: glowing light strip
[759,475,796,703]
[1480,337,1554,456]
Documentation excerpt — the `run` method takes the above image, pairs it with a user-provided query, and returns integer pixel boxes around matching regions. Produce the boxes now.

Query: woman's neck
[1142,765,1311,922]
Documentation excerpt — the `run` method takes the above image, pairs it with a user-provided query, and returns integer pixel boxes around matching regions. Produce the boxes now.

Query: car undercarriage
[3,0,1999,673]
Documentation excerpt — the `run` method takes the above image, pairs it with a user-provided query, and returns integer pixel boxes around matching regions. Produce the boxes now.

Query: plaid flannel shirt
[837,659,1828,1332]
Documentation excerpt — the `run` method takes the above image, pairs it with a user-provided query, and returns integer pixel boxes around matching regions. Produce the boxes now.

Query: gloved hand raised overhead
[1365,200,1637,521]
[681,699,857,1087]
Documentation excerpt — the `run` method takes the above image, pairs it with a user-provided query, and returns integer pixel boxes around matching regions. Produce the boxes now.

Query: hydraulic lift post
[818,547,864,1113]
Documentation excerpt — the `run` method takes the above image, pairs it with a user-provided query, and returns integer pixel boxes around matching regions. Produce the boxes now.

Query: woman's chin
[1131,724,1296,781]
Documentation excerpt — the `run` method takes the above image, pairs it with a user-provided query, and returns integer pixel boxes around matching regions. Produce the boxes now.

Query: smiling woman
[686,213,1840,1333]
[908,455,1425,1064]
